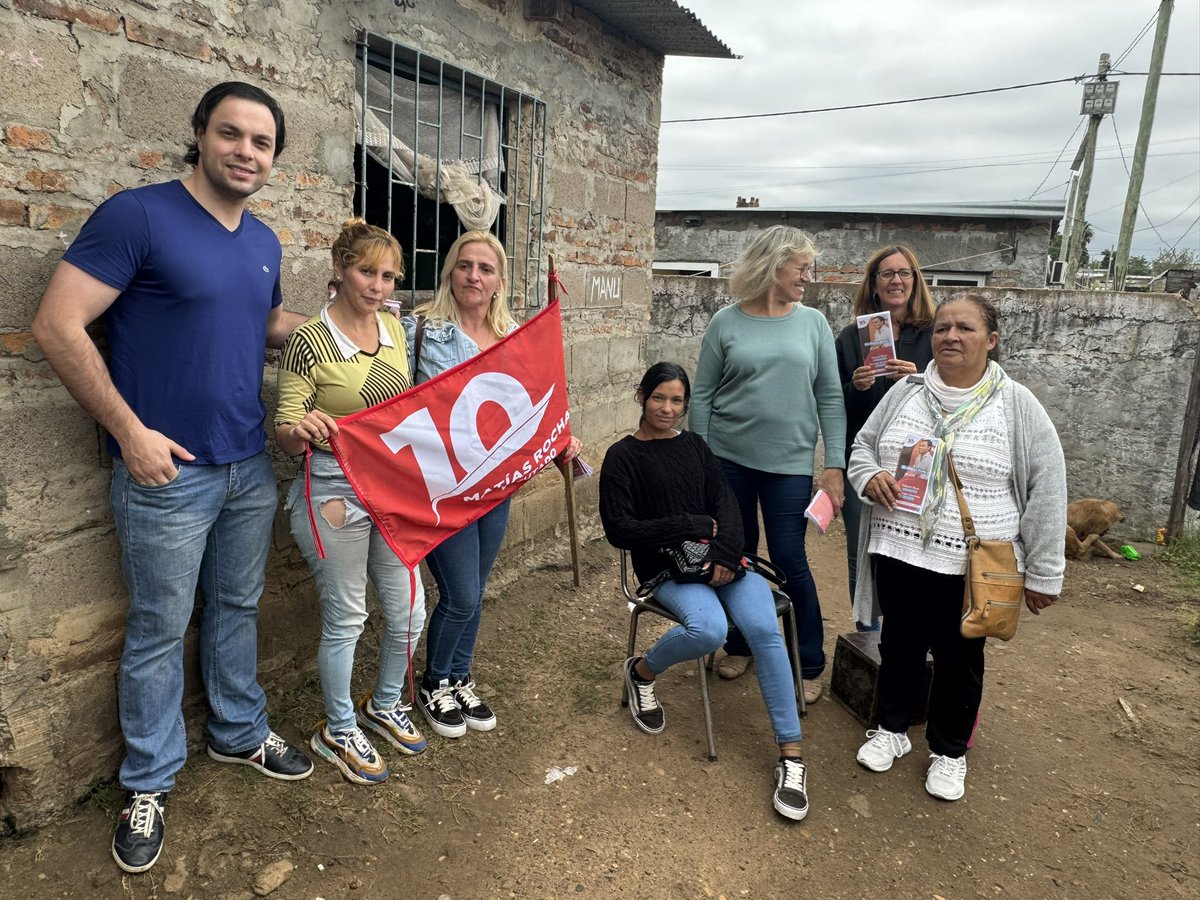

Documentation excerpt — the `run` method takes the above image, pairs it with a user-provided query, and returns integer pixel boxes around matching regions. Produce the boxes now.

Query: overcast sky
[659,0,1200,262]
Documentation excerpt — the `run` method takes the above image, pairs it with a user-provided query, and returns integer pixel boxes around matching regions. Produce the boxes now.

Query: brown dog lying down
[1065,499,1125,559]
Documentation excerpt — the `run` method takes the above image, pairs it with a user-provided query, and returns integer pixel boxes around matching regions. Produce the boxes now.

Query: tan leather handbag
[947,456,1024,641]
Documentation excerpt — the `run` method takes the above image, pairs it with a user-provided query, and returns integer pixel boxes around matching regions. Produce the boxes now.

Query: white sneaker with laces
[856,728,912,772]
[925,753,967,800]
[451,679,497,732]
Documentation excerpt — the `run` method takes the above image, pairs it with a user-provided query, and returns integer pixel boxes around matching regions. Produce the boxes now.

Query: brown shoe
[802,679,823,705]
[716,654,752,680]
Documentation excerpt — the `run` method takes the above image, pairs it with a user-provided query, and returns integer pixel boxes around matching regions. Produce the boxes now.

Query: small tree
[1152,247,1199,273]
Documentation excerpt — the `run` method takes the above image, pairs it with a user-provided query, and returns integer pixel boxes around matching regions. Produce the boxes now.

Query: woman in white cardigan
[846,293,1066,802]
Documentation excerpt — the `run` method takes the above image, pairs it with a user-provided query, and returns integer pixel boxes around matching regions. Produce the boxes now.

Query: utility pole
[1064,54,1113,289]
[1114,0,1174,290]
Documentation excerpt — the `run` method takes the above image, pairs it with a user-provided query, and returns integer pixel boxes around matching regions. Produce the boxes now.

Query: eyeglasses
[877,268,915,281]
[789,263,815,276]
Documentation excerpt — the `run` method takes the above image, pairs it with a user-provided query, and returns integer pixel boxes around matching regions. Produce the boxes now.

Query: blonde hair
[331,217,404,279]
[728,225,818,301]
[853,244,934,326]
[413,230,515,339]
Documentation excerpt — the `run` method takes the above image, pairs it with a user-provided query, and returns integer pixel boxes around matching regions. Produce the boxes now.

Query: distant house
[1149,268,1200,297]
[655,201,1065,289]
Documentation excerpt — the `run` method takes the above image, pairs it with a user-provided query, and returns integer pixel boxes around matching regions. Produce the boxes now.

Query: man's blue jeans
[422,499,511,685]
[648,573,802,743]
[111,453,275,793]
[287,452,426,733]
[717,458,827,679]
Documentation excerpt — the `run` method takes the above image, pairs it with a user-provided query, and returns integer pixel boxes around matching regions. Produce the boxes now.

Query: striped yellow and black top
[276,307,412,452]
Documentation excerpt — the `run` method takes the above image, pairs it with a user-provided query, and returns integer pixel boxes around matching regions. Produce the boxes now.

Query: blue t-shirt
[64,181,283,464]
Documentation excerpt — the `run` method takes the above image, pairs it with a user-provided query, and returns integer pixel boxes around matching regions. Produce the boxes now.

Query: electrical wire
[1108,115,1172,246]
[662,76,1086,124]
[663,73,1200,125]
[656,150,1197,198]
[1112,8,1160,68]
[1025,120,1086,199]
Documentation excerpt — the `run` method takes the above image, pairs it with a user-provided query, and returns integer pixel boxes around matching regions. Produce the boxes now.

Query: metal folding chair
[617,550,805,762]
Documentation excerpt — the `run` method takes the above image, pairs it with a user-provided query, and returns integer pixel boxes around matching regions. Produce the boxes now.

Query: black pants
[875,555,984,758]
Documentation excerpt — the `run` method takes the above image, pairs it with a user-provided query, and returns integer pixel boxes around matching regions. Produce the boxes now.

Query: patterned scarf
[917,360,1006,545]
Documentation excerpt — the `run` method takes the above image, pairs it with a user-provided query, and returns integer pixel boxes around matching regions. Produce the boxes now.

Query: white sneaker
[925,753,967,801]
[856,728,912,772]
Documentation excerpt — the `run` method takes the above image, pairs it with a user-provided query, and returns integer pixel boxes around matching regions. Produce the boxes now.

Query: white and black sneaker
[112,790,167,873]
[452,678,497,732]
[773,757,809,821]
[623,657,665,734]
[419,678,467,738]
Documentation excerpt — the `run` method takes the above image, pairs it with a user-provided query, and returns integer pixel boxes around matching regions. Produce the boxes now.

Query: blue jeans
[111,453,275,793]
[717,458,826,679]
[288,453,426,733]
[647,573,802,743]
[422,499,511,685]
[841,489,880,631]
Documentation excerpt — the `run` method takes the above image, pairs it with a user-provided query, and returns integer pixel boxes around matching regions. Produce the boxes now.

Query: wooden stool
[830,631,933,727]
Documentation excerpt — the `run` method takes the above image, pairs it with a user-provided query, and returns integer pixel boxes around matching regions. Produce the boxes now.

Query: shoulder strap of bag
[946,454,978,540]
[412,315,426,369]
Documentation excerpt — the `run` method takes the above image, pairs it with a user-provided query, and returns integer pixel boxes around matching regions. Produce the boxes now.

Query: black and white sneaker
[623,657,665,734]
[452,678,497,732]
[419,678,467,738]
[112,791,166,873]
[773,757,809,821]
[206,730,314,780]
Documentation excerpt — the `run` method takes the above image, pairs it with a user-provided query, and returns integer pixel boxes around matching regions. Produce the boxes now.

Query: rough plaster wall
[0,0,657,826]
[656,212,1051,288]
[651,275,1199,538]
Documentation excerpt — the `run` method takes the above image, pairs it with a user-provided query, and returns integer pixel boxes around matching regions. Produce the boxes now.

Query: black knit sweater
[599,430,745,583]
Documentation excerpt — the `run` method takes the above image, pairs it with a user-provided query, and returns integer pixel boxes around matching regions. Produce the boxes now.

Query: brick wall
[0,0,658,826]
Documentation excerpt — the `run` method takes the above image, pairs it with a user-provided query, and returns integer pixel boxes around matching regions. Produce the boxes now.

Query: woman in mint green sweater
[690,226,846,704]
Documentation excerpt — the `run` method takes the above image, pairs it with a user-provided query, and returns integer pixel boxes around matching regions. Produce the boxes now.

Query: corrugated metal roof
[572,1,736,59]
[658,200,1067,221]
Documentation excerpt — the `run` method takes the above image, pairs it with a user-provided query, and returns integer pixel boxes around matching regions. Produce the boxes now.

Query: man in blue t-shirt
[32,82,313,875]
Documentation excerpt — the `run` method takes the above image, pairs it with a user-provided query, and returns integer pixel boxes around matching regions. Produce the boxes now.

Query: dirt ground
[2,524,1197,900]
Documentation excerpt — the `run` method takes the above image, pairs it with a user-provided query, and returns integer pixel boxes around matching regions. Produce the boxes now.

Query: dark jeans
[718,458,825,680]
[875,555,984,758]
[422,499,511,685]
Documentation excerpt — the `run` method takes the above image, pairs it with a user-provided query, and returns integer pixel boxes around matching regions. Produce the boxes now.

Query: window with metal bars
[354,32,548,315]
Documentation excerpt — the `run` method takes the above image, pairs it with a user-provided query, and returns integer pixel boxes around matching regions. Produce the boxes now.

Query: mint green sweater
[689,303,847,475]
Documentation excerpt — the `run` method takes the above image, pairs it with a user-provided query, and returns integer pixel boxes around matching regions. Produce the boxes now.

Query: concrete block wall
[0,0,661,826]
[650,275,1200,538]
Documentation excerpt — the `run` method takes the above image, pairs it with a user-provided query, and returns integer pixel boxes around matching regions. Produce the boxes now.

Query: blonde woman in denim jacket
[401,231,580,738]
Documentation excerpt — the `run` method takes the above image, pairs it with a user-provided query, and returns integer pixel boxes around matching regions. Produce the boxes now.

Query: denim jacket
[400,315,515,385]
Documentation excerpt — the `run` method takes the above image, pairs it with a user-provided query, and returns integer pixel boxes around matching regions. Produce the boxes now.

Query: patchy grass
[1161,529,1200,644]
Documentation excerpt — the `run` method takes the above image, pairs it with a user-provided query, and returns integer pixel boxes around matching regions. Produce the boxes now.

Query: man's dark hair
[184,81,286,165]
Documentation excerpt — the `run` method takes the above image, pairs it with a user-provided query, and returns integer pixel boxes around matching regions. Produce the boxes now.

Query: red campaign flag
[329,300,572,568]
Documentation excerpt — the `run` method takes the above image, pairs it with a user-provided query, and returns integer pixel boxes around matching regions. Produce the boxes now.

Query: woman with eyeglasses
[835,246,935,630]
[690,225,846,705]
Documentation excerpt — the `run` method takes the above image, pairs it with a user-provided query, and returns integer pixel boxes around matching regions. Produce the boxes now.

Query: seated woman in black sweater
[599,362,810,821]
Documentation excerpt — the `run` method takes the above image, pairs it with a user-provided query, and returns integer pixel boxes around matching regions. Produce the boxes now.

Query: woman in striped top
[275,218,428,786]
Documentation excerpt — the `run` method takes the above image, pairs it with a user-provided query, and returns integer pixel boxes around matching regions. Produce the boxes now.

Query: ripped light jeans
[288,451,426,733]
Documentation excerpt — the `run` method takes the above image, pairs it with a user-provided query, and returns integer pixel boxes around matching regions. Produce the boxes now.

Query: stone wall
[0,0,656,826]
[650,275,1200,538]
[656,210,1055,288]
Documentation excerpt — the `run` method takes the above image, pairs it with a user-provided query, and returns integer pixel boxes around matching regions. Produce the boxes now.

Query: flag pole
[549,254,582,588]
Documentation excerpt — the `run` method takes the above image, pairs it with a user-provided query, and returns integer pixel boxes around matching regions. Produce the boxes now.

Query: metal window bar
[354,32,547,316]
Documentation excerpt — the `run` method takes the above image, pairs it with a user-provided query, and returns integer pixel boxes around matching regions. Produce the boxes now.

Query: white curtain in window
[356,67,503,231]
